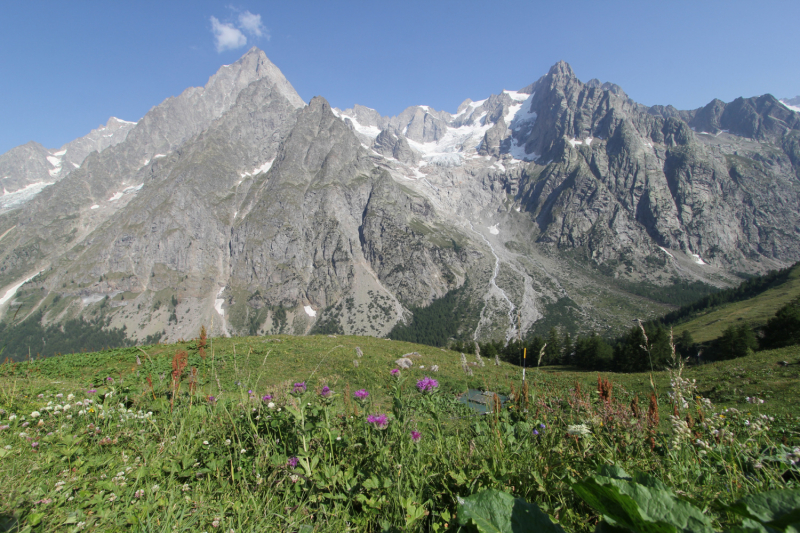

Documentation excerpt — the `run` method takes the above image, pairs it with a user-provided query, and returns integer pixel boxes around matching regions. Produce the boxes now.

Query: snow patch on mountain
[505,92,539,161]
[568,137,593,148]
[304,305,316,317]
[780,100,800,113]
[240,159,274,178]
[344,116,381,139]
[407,112,491,163]
[46,153,64,177]
[215,286,228,336]
[503,90,529,102]
[0,269,44,307]
[0,182,52,209]
[106,184,143,203]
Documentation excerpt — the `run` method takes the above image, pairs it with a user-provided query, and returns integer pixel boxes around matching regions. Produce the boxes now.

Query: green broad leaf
[725,490,800,532]
[573,473,715,533]
[285,405,302,421]
[598,466,632,480]
[449,470,468,486]
[27,512,45,526]
[724,518,774,533]
[457,488,566,533]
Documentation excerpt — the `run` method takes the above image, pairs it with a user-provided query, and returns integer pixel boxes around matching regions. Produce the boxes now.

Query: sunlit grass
[0,335,798,531]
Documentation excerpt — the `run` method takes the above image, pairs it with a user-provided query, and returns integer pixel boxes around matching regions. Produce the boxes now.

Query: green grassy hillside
[2,335,799,532]
[4,334,800,426]
[672,265,800,343]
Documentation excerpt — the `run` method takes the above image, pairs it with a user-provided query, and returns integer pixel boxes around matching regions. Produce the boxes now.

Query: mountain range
[1,47,799,347]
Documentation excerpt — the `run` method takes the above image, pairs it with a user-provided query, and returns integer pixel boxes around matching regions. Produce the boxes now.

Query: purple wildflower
[367,414,388,429]
[207,395,217,404]
[354,389,369,400]
[540,423,546,429]
[410,430,421,442]
[533,429,539,436]
[31,442,38,448]
[416,377,439,393]
[292,382,307,394]
[390,369,400,376]
[320,386,332,398]
[86,389,96,395]
[287,457,298,468]
[261,394,273,402]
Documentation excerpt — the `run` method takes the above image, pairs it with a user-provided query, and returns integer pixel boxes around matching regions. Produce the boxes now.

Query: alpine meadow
[2,30,800,533]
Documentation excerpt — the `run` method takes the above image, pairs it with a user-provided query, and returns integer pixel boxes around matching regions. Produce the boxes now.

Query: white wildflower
[567,424,591,436]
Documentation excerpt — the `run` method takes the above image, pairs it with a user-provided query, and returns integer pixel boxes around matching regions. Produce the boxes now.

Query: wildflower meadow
[0,333,798,532]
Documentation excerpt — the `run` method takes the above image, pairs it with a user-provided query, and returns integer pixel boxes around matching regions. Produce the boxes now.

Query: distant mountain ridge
[1,48,799,349]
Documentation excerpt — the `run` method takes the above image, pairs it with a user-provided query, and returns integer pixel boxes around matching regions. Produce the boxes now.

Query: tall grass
[0,337,798,532]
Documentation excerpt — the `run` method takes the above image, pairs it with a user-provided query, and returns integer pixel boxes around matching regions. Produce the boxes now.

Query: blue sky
[1,1,798,154]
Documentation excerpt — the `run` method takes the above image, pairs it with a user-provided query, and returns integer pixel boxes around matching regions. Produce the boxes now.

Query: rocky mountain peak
[203,47,305,111]
[3,48,800,347]
[546,60,577,84]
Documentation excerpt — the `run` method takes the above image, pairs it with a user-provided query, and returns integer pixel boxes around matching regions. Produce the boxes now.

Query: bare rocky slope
[1,49,799,346]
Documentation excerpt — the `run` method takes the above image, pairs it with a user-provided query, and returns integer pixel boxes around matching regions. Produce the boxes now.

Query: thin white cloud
[238,10,268,39]
[210,16,247,52]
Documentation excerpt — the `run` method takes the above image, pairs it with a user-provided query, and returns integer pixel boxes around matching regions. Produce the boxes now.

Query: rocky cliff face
[507,62,800,271]
[0,48,304,290]
[0,117,135,213]
[2,50,800,346]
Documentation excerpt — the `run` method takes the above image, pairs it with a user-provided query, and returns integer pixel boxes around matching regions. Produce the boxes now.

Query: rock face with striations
[0,47,305,291]
[2,49,800,346]
[507,61,800,270]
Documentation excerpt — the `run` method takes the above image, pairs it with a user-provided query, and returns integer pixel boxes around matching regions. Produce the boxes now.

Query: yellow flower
[89,408,95,413]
